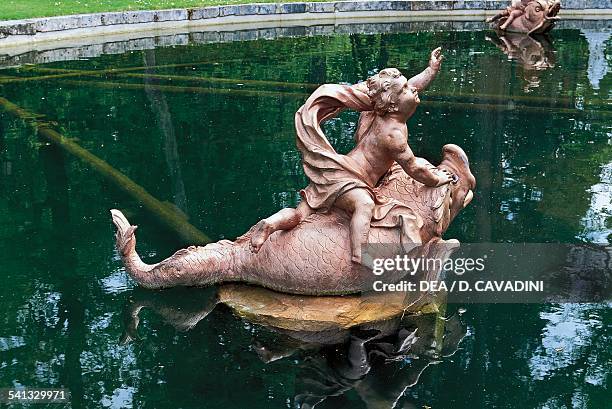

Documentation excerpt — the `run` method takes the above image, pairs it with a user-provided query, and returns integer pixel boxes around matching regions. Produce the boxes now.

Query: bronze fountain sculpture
[487,0,561,34]
[111,48,476,295]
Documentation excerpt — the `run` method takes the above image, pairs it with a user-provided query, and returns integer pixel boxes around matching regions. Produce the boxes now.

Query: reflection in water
[579,163,612,244]
[581,29,611,90]
[292,314,465,409]
[486,33,556,91]
[121,288,218,344]
[121,286,465,409]
[143,49,188,213]
[528,302,610,409]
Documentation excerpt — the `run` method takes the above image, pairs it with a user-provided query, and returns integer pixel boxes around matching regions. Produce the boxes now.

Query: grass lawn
[0,0,300,21]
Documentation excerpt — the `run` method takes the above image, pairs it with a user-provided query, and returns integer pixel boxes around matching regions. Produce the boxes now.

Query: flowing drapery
[295,84,375,211]
[294,84,424,243]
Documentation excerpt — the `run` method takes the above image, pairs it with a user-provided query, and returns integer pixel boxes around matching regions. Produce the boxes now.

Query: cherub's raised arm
[394,138,454,187]
[408,47,444,92]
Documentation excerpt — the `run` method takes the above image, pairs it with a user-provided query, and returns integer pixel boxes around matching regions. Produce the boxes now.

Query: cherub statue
[486,0,561,34]
[249,48,455,264]
[487,0,529,31]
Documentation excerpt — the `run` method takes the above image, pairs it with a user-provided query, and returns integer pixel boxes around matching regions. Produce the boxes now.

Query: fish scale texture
[116,145,473,295]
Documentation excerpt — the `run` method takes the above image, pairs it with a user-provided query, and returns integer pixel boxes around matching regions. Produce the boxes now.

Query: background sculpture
[487,0,561,34]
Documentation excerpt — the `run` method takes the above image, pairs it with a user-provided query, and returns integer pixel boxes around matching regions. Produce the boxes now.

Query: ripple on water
[100,268,135,295]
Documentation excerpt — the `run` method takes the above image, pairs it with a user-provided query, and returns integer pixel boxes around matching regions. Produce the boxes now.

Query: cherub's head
[366,68,419,118]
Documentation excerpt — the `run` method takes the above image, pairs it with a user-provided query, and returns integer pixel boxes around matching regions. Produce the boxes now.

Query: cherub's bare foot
[250,220,273,253]
[500,22,510,30]
[351,251,362,264]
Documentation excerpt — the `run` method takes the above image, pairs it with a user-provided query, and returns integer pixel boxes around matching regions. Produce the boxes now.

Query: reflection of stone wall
[0,19,610,68]
[0,1,610,47]
[580,28,611,90]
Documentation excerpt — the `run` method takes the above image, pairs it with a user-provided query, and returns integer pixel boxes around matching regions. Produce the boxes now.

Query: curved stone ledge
[1,0,610,49]
[0,18,609,69]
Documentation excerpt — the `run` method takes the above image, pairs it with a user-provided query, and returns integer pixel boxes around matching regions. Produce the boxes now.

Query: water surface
[0,26,610,408]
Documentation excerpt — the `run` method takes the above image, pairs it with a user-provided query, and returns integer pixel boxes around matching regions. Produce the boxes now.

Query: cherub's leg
[335,189,375,264]
[250,201,313,253]
[500,10,523,30]
[486,9,508,23]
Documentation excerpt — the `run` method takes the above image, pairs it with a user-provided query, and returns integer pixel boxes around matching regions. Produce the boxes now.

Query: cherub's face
[394,76,420,117]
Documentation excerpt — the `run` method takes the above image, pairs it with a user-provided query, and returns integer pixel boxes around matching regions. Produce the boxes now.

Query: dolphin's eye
[536,6,542,11]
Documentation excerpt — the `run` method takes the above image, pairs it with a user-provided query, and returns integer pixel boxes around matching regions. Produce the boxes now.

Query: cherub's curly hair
[366,68,403,115]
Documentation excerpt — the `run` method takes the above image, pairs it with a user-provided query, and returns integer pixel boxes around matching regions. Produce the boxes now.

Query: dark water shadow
[120,285,466,408]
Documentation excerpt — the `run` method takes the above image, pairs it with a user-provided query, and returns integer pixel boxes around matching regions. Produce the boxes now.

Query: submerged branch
[0,96,210,245]
[10,66,608,108]
[54,79,611,117]
[61,79,310,98]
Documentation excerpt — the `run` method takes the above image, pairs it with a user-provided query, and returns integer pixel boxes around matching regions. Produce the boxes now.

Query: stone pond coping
[1,0,611,50]
[1,19,608,69]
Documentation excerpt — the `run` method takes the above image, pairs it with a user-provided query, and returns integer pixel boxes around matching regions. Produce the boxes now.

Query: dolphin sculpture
[110,144,475,295]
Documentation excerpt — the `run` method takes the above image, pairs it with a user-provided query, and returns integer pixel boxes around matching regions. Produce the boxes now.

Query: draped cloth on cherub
[295,83,424,244]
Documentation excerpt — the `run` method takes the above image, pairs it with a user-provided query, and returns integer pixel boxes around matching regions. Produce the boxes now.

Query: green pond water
[0,26,610,408]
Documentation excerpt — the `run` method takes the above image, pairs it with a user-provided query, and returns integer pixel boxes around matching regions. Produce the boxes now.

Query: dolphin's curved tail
[111,209,236,289]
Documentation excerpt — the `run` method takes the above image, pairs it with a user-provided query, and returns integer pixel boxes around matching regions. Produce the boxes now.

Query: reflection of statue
[487,0,561,34]
[110,50,476,295]
[486,33,555,90]
[120,241,464,407]
[120,284,466,409]
[291,314,466,409]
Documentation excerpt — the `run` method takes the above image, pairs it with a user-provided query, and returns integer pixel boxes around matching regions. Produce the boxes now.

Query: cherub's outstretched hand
[429,47,444,71]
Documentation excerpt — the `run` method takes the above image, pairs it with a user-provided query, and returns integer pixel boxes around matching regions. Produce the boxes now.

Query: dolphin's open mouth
[545,1,561,20]
[529,1,561,34]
